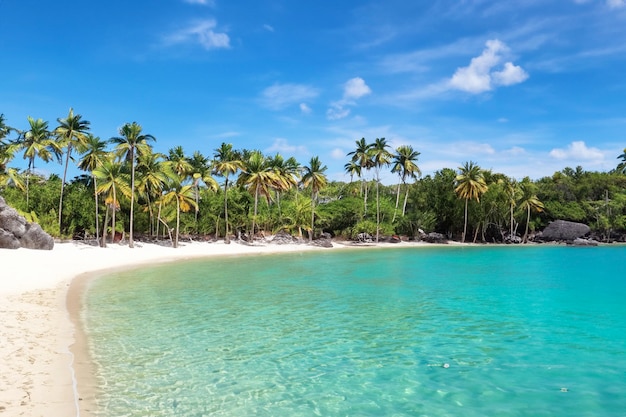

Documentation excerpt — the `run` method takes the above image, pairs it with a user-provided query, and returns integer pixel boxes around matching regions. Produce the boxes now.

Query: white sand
[0,239,348,416]
[0,238,439,416]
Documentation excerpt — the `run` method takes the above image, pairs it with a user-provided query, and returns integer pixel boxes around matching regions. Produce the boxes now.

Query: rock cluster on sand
[0,196,54,250]
[537,220,590,242]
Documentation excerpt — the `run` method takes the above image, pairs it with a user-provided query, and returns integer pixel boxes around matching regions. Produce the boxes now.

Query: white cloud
[448,39,528,94]
[261,83,319,110]
[263,24,275,32]
[265,138,308,154]
[326,103,351,120]
[331,148,345,159]
[343,77,372,100]
[299,103,312,114]
[607,0,626,8]
[549,141,604,160]
[164,20,230,50]
[182,0,215,6]
[326,77,372,120]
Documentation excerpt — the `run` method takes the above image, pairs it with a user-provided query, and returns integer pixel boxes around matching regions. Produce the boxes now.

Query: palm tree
[1,114,17,175]
[268,153,300,220]
[301,156,328,242]
[189,150,218,229]
[347,138,373,215]
[93,158,131,246]
[213,143,244,243]
[18,116,62,210]
[454,161,488,243]
[391,145,421,221]
[370,137,392,242]
[518,177,544,243]
[77,134,108,243]
[136,150,176,237]
[160,178,198,248]
[110,122,156,248]
[54,108,91,234]
[618,148,626,174]
[500,177,520,239]
[238,150,284,240]
[168,146,193,180]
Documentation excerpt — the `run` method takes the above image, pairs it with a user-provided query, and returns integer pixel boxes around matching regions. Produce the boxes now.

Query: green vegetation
[1,112,626,244]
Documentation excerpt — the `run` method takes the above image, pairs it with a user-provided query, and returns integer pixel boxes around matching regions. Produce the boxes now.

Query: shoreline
[1,238,611,416]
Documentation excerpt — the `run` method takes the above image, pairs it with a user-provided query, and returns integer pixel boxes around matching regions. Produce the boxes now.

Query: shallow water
[82,246,626,416]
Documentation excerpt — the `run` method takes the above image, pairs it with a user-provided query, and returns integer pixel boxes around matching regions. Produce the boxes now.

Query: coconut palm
[213,143,244,243]
[136,150,176,236]
[18,116,62,210]
[391,145,421,221]
[518,177,544,243]
[160,178,198,248]
[347,138,373,215]
[93,158,131,246]
[168,146,193,180]
[54,108,91,234]
[110,122,155,248]
[370,138,392,242]
[301,156,328,242]
[454,161,488,243]
[618,148,626,174]
[77,134,108,242]
[238,150,285,239]
[189,150,218,229]
[268,153,300,220]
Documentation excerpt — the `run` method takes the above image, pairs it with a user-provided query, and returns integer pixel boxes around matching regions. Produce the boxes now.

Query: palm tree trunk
[402,184,409,216]
[523,204,530,243]
[175,197,180,248]
[129,151,135,248]
[101,204,109,247]
[223,177,230,244]
[392,183,401,222]
[58,146,72,235]
[93,176,100,245]
[310,191,316,243]
[462,198,468,243]
[251,184,259,241]
[375,170,380,243]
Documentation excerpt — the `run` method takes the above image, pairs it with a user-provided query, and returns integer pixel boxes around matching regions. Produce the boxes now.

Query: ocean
[80,245,626,416]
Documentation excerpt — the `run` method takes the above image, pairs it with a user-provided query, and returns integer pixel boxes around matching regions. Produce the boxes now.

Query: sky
[1,0,626,184]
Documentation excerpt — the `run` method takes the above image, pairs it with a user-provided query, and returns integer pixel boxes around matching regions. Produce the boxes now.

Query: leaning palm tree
[369,138,392,242]
[77,134,108,243]
[391,145,421,221]
[301,156,328,242]
[18,116,62,210]
[347,138,373,215]
[213,143,244,243]
[518,177,544,243]
[93,158,131,247]
[238,150,285,240]
[160,178,198,248]
[54,108,91,234]
[110,122,156,248]
[189,150,218,230]
[454,161,488,243]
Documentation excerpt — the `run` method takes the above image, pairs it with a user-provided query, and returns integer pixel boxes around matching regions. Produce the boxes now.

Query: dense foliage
[2,112,626,244]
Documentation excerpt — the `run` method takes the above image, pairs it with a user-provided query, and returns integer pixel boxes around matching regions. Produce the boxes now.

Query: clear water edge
[81,246,626,416]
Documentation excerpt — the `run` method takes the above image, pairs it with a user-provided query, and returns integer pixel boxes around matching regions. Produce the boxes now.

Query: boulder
[0,196,54,250]
[572,238,599,247]
[310,232,333,248]
[538,220,590,242]
[421,232,448,244]
[270,230,300,245]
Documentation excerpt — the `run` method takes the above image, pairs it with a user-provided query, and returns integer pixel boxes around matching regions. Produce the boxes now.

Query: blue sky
[1,0,626,184]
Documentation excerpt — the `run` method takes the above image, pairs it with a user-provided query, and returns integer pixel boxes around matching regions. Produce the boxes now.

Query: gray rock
[271,231,299,245]
[422,232,448,244]
[310,232,333,248]
[572,238,599,246]
[539,220,590,241]
[0,196,54,250]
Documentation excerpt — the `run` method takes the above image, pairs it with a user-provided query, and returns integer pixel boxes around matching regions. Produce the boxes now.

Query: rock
[572,238,599,246]
[421,232,448,244]
[356,232,373,243]
[0,196,54,250]
[310,232,333,248]
[270,230,299,245]
[539,220,590,242]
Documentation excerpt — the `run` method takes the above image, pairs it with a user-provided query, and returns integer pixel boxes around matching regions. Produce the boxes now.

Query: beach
[2,238,436,417]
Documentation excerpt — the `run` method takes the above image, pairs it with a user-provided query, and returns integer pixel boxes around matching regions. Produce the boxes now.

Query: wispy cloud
[607,0,626,8]
[263,24,275,32]
[261,83,319,110]
[448,39,528,94]
[327,77,372,120]
[265,138,308,155]
[182,0,215,6]
[163,19,230,50]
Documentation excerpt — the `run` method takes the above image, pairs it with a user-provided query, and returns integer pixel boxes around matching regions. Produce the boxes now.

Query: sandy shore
[3,238,410,417]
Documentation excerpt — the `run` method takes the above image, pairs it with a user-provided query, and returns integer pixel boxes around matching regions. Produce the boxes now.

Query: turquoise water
[82,246,626,416]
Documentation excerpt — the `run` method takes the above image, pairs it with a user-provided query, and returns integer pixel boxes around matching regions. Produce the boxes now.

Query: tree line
[1,111,626,246]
